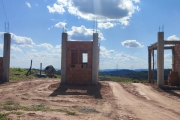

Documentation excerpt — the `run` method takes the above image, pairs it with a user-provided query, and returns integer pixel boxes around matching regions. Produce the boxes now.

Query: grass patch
[0,101,75,116]
[51,109,76,115]
[99,75,146,83]
[11,111,23,115]
[9,68,61,82]
[28,104,49,112]
[0,113,12,120]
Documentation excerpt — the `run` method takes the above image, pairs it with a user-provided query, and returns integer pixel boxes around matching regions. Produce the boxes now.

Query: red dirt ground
[0,79,180,120]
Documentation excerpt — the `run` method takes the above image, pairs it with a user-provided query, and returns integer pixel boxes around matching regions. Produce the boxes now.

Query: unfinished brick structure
[61,33,99,85]
[148,31,180,87]
[0,33,11,83]
[174,44,180,74]
[0,57,3,82]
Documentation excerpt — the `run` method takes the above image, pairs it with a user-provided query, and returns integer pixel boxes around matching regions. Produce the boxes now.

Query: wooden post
[26,60,32,76]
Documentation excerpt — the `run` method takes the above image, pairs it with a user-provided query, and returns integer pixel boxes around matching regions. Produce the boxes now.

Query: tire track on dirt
[108,82,180,120]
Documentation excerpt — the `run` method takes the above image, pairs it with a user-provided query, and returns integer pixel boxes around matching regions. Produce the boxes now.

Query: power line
[1,0,8,22]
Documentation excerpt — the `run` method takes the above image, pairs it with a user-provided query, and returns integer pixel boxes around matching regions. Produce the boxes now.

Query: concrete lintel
[148,42,158,50]
[164,41,180,44]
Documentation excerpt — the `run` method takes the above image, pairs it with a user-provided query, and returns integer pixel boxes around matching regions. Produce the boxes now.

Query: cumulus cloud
[0,43,22,52]
[121,40,144,48]
[37,43,54,50]
[55,45,61,49]
[11,45,22,52]
[11,54,19,60]
[54,22,67,28]
[0,44,3,50]
[99,46,139,62]
[11,33,35,47]
[167,35,180,41]
[67,25,105,40]
[26,2,31,8]
[100,46,115,59]
[114,52,139,61]
[47,3,65,14]
[98,22,115,29]
[164,53,172,59]
[0,32,35,47]
[47,0,140,26]
[31,49,37,52]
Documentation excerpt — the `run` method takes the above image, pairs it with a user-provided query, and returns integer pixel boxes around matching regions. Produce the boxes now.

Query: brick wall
[174,44,180,75]
[0,57,3,82]
[66,41,93,85]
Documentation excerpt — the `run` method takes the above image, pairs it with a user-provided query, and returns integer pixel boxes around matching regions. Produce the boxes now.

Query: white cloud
[121,40,144,48]
[100,46,114,59]
[26,2,31,8]
[98,22,115,29]
[31,49,37,52]
[11,45,22,52]
[99,46,139,61]
[114,52,139,61]
[0,44,3,50]
[11,33,35,47]
[54,22,67,28]
[68,25,105,40]
[11,54,19,60]
[48,0,140,26]
[0,44,22,52]
[133,0,140,3]
[164,53,172,59]
[37,43,54,50]
[47,3,65,14]
[167,35,180,41]
[48,28,51,30]
[99,46,142,69]
[0,32,35,47]
[55,45,61,49]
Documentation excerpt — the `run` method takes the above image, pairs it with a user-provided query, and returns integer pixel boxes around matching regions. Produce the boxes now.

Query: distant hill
[100,69,135,76]
[100,69,171,80]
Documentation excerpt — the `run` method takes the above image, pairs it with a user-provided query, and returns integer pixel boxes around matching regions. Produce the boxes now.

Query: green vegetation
[0,101,76,116]
[0,113,11,120]
[9,68,61,82]
[99,75,146,83]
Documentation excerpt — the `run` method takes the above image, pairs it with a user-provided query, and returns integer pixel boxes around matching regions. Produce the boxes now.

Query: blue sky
[0,0,180,69]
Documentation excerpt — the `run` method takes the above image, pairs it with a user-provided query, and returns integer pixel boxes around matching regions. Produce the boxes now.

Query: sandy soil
[0,79,180,120]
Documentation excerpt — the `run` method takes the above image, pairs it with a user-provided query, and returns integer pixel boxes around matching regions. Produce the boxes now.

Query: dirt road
[0,79,180,120]
[109,82,180,120]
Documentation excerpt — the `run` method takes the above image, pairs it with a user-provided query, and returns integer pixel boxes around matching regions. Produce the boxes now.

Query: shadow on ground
[163,90,180,98]
[49,82,102,99]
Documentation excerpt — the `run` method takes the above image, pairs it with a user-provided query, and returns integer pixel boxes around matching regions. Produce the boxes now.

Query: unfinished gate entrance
[61,32,99,85]
[148,31,180,88]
